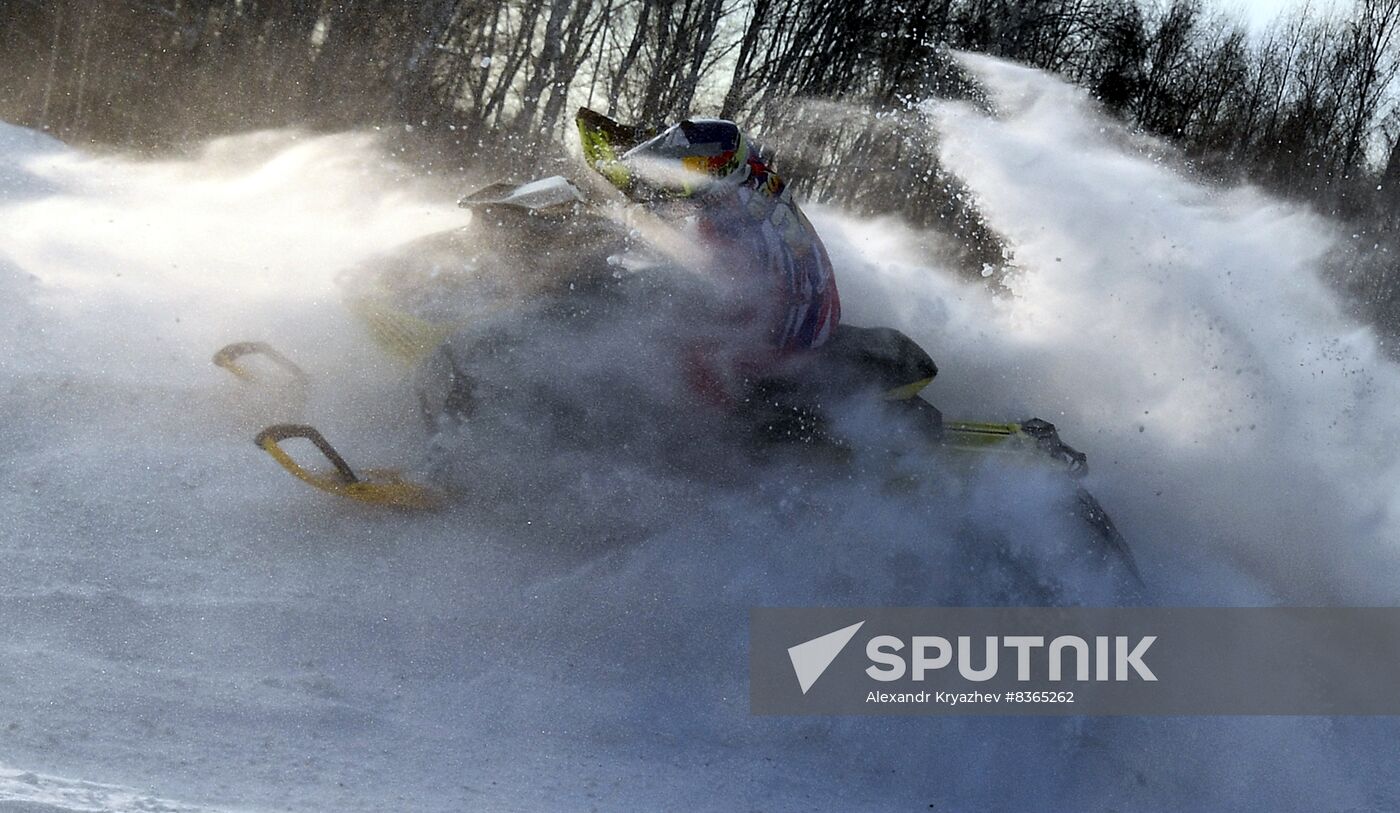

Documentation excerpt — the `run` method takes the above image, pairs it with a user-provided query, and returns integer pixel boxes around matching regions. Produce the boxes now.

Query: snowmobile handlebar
[1019,418,1088,477]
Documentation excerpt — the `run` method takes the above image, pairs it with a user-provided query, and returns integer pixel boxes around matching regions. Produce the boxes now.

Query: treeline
[4,0,1400,328]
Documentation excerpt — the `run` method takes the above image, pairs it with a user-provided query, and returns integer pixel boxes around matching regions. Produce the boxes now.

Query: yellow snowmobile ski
[254,424,441,510]
[212,341,307,384]
[213,340,312,426]
[215,342,439,509]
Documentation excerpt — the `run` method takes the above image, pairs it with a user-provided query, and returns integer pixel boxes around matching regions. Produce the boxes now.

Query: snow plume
[0,53,1398,811]
[839,52,1400,606]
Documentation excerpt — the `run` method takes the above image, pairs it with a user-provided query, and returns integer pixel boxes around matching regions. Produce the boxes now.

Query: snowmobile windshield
[617,119,753,201]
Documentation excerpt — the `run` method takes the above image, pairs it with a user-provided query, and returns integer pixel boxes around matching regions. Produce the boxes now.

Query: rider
[577,110,841,402]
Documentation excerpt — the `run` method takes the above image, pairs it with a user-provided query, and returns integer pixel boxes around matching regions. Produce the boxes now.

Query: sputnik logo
[787,621,865,694]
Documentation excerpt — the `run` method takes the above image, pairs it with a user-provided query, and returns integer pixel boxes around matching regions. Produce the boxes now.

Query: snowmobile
[215,123,1140,587]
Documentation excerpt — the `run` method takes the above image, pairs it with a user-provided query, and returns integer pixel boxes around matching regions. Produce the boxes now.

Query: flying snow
[0,54,1395,811]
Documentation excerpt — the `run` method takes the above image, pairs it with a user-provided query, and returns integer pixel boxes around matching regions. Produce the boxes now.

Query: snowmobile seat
[740,325,939,446]
[812,324,937,400]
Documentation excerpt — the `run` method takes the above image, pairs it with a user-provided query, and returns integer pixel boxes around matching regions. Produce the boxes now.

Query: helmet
[586,118,749,200]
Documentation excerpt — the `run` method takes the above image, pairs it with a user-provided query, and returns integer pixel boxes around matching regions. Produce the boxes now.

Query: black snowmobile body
[396,174,1140,589]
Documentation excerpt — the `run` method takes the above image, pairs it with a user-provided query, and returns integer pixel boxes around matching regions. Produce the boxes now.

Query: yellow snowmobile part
[254,424,441,510]
[883,376,933,400]
[343,292,458,363]
[941,418,1089,475]
[212,341,307,384]
[577,107,657,192]
[941,419,1023,449]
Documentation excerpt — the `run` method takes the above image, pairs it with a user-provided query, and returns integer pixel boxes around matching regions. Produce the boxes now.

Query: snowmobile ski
[212,341,307,384]
[254,424,440,510]
[213,339,311,421]
[215,342,439,509]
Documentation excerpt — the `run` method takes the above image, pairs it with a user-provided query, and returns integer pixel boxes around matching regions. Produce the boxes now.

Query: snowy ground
[0,55,1398,811]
